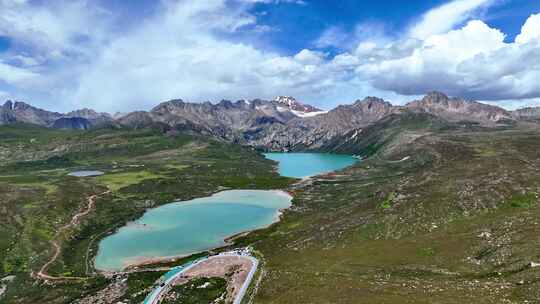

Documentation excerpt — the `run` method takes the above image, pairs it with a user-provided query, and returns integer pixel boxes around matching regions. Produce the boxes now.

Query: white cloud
[409,0,494,39]
[1,0,540,112]
[0,61,39,85]
[67,1,359,112]
[515,13,540,44]
[355,14,540,102]
[294,49,326,64]
[0,0,110,61]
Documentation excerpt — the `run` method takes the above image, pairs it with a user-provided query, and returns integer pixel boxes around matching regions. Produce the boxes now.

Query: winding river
[94,153,357,271]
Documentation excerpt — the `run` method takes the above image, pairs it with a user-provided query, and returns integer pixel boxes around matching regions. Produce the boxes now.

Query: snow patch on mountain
[291,109,327,117]
[273,96,324,117]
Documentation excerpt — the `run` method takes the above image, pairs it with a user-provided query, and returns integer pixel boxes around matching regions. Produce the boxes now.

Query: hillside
[243,124,540,303]
[0,94,539,303]
[2,92,533,154]
[0,124,293,303]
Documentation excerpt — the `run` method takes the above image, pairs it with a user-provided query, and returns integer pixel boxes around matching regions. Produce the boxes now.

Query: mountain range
[1,92,539,152]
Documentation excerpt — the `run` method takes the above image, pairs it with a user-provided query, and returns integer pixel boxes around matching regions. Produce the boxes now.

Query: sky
[1,0,540,112]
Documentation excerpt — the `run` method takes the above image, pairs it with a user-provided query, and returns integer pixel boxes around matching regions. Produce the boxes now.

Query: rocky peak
[274,96,322,113]
[151,99,185,113]
[67,108,96,116]
[66,108,111,120]
[354,97,394,111]
[3,100,13,110]
[422,91,450,104]
[274,96,297,107]
[12,101,33,111]
[65,108,113,127]
[406,92,512,124]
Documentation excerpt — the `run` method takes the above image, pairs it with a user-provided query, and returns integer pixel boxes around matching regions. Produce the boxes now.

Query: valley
[2,0,540,302]
[0,92,540,303]
[0,125,293,303]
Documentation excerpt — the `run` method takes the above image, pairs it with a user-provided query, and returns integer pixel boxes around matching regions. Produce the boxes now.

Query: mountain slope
[247,126,540,304]
[245,96,399,151]
[1,92,531,153]
[51,117,92,130]
[65,109,112,126]
[512,107,540,121]
[406,92,513,125]
[0,101,63,126]
[324,110,447,155]
[0,101,112,129]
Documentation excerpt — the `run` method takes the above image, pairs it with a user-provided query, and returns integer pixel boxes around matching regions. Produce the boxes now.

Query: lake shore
[95,190,293,273]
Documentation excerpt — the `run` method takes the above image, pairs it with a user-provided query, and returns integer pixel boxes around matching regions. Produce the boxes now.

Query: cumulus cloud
[68,1,362,112]
[355,13,540,102]
[0,0,328,111]
[0,61,39,85]
[515,13,540,44]
[0,0,110,62]
[1,0,540,112]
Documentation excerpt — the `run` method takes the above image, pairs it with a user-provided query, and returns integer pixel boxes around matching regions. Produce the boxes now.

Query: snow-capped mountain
[273,96,327,118]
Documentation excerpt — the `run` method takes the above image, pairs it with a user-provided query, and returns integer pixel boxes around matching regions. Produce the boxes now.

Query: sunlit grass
[95,170,165,191]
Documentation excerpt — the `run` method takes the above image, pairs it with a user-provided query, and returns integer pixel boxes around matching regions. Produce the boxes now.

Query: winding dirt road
[36,190,110,281]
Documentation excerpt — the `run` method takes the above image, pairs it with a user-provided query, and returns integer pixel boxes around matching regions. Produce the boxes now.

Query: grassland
[1,121,540,303]
[0,124,292,303]
[95,170,166,191]
[239,126,540,303]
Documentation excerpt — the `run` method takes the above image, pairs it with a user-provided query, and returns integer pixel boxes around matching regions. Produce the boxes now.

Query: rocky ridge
[406,92,514,124]
[1,92,536,151]
[0,101,112,129]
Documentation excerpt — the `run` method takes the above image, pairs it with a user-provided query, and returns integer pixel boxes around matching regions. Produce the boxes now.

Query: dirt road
[36,190,110,281]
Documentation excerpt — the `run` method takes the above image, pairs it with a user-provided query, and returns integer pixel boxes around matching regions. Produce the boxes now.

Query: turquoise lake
[94,153,356,271]
[94,190,292,271]
[264,153,358,178]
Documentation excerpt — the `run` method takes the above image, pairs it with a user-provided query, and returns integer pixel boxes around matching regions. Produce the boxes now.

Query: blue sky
[0,0,540,112]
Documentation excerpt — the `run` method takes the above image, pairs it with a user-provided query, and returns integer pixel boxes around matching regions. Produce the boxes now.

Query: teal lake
[95,153,356,271]
[264,153,357,178]
[94,190,292,271]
